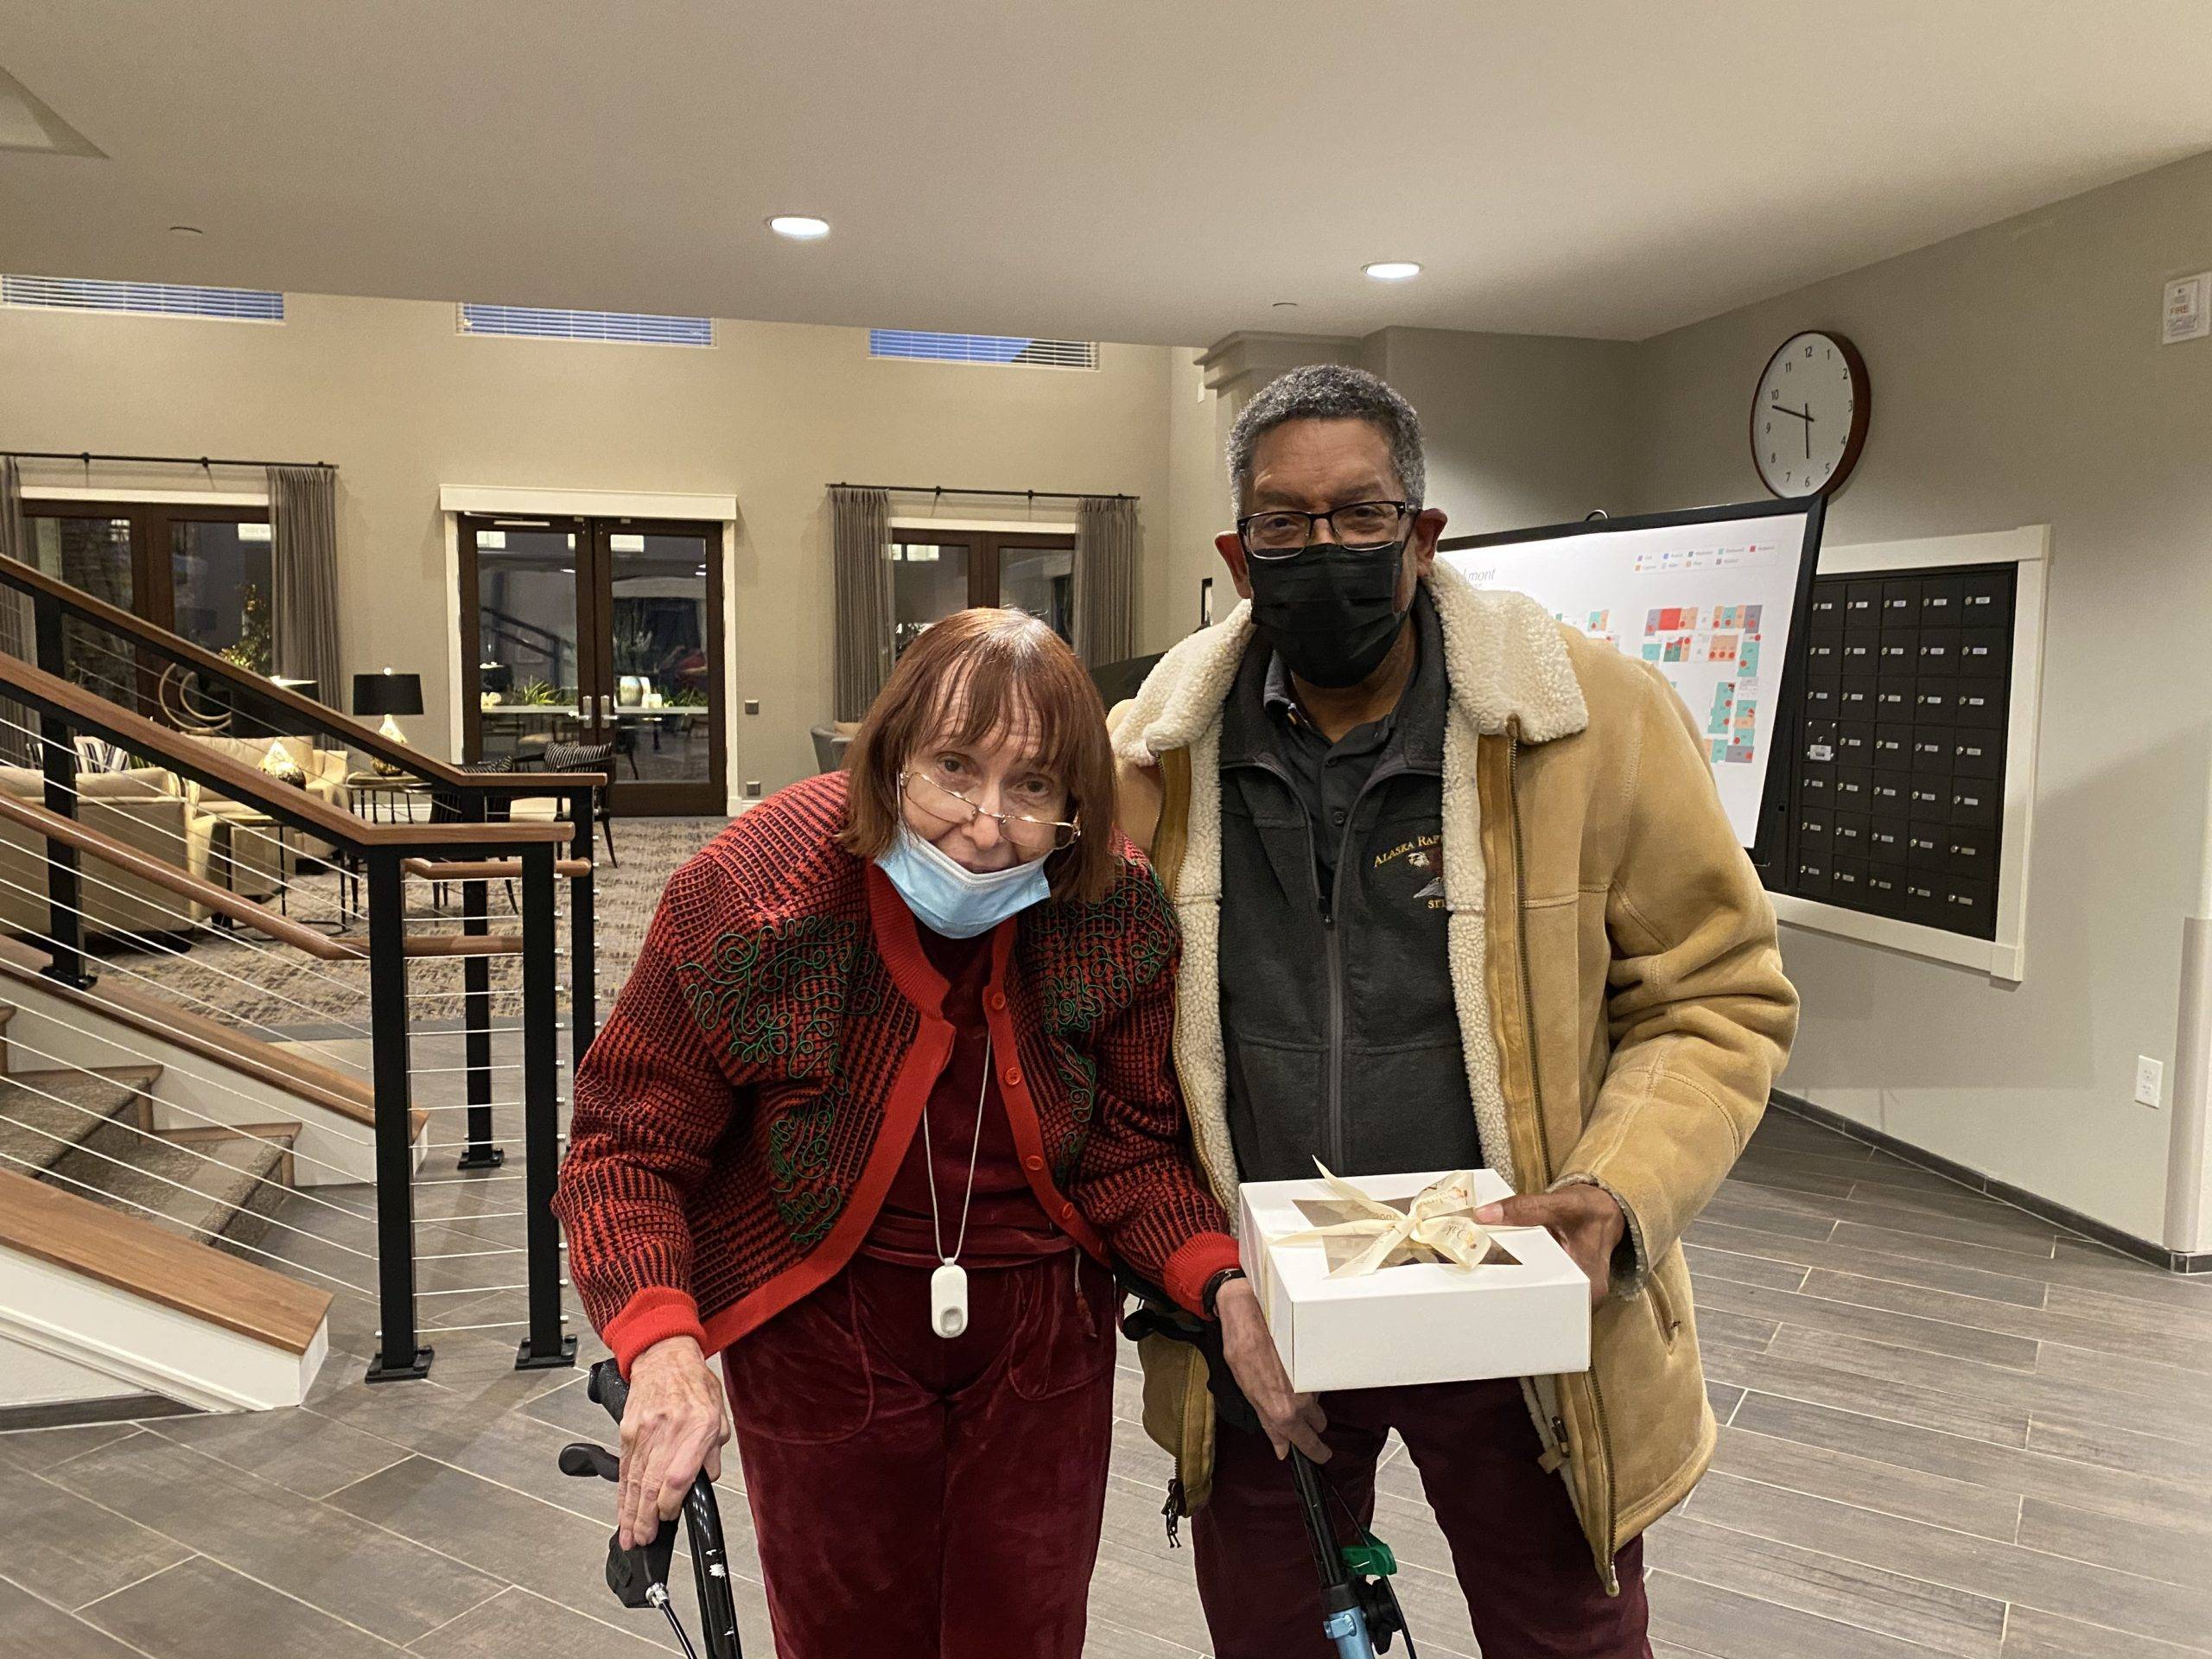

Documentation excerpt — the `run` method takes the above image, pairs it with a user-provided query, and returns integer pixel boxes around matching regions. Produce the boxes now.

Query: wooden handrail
[401,932,523,957]
[0,651,572,850]
[0,553,604,795]
[402,856,593,881]
[0,791,365,962]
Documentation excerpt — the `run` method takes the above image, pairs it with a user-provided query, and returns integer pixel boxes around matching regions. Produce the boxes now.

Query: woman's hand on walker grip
[1474,1186,1626,1308]
[1216,1276,1331,1463]
[618,1335,731,1549]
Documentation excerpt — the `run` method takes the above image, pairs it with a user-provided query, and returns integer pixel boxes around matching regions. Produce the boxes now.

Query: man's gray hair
[1226,364,1427,515]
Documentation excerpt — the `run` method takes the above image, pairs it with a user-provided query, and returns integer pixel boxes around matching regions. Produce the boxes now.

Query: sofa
[176,734,351,895]
[0,766,219,940]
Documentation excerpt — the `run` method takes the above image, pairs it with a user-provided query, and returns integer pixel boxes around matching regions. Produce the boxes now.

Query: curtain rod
[7,450,335,471]
[827,482,1131,501]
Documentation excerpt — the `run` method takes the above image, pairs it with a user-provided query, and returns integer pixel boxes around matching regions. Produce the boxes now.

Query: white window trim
[1769,522,2049,984]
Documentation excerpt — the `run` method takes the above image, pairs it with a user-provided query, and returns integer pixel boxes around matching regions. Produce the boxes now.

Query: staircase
[0,1029,302,1264]
[0,548,598,1411]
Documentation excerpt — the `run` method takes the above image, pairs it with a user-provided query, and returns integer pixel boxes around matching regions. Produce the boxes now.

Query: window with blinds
[868,330,1098,369]
[1,276,284,321]
[457,303,713,346]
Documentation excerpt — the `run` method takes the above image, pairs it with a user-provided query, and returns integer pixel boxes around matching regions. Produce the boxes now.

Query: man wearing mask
[1111,365,1796,1655]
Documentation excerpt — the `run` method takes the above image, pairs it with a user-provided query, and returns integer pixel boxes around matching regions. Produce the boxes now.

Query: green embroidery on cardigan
[1027,868,1175,1033]
[683,916,859,1076]
[1050,1046,1096,1185]
[767,1085,845,1249]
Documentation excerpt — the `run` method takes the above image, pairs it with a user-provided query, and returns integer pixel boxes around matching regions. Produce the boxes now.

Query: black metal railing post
[365,848,431,1382]
[516,839,575,1370]
[30,594,91,988]
[568,785,597,1065]
[455,784,500,1171]
[457,873,500,1170]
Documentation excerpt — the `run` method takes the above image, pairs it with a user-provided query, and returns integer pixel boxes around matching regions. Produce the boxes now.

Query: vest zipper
[1505,724,1620,1595]
[1324,874,1346,1171]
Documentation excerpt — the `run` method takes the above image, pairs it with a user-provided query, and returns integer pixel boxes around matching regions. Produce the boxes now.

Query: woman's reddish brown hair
[839,608,1121,903]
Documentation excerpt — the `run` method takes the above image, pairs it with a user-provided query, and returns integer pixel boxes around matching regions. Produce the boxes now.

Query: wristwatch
[1202,1267,1247,1319]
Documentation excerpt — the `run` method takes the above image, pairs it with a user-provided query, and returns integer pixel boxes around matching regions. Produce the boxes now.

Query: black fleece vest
[1216,592,1484,1184]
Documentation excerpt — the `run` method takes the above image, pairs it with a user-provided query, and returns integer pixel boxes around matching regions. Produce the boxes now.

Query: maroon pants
[722,1250,1116,1659]
[1195,1376,1651,1659]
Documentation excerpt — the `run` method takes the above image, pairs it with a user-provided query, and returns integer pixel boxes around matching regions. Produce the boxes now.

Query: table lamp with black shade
[354,668,423,777]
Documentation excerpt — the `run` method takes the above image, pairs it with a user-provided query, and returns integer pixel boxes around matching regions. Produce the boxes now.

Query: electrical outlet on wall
[2135,1055,2164,1108]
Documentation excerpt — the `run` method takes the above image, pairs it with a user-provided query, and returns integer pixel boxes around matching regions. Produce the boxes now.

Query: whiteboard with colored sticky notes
[1439,498,1823,864]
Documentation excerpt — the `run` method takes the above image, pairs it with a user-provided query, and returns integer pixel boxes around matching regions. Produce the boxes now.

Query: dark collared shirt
[1262,636,1413,899]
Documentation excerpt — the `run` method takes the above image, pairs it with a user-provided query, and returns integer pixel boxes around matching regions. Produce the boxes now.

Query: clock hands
[1768,399,1815,458]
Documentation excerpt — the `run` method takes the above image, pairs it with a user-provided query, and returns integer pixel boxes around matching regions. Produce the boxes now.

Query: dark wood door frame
[456,514,588,777]
[587,518,726,817]
[458,513,725,817]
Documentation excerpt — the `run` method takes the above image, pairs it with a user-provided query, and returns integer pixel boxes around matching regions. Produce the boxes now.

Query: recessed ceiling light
[767,215,830,240]
[1363,261,1421,282]
[168,225,203,238]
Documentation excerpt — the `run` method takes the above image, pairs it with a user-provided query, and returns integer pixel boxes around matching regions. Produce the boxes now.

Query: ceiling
[3,2,2209,346]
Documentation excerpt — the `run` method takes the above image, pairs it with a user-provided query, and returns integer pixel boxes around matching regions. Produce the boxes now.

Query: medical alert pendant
[931,1261,969,1338]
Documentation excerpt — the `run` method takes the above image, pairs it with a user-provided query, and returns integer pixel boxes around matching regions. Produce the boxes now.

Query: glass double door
[459,515,723,816]
[888,528,1074,658]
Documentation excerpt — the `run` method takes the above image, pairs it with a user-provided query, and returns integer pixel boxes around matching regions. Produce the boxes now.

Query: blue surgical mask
[876,823,1052,939]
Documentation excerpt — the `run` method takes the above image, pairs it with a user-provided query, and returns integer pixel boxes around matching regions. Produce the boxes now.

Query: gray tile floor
[7,1106,2212,1656]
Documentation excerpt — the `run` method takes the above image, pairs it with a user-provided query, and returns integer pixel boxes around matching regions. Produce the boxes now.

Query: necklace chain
[921,1032,992,1267]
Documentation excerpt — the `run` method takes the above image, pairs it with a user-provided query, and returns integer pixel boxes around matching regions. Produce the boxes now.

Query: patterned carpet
[96,817,732,1036]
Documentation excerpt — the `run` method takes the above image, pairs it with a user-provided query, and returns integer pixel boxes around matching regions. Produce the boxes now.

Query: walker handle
[589,1357,631,1423]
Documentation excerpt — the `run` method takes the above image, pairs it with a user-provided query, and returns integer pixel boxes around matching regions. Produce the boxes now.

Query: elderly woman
[554,608,1295,1659]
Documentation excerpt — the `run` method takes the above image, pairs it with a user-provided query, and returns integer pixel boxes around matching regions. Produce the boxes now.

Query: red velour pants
[1194,1376,1652,1659]
[722,1249,1116,1659]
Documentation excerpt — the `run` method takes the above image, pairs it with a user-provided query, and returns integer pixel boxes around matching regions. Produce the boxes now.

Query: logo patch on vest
[1374,832,1446,910]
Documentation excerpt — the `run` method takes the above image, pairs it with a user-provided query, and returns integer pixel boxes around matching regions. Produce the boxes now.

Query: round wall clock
[1751,331,1869,498]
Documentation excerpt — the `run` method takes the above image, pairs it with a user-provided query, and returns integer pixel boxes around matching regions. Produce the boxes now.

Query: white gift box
[1237,1168,1591,1393]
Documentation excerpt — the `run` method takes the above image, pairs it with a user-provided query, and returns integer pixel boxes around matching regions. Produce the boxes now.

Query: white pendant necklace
[921,1033,993,1338]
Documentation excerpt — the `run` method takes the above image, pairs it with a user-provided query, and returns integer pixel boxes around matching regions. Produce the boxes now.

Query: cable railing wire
[0,811,383,1018]
[3,1028,382,1190]
[0,658,378,903]
[0,1145,375,1299]
[0,873,381,1067]
[0,1109,381,1268]
[0,1066,385,1245]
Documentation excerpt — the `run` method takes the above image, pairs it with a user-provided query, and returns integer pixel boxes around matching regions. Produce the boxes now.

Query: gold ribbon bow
[1274,1164,1497,1277]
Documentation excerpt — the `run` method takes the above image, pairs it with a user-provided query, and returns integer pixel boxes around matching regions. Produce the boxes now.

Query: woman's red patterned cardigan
[553,772,1241,1373]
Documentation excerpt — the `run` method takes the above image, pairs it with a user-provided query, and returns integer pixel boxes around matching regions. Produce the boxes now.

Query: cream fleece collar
[1112,556,1588,766]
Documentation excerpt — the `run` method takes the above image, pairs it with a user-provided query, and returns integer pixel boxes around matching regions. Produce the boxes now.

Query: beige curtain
[268,464,340,696]
[831,486,893,720]
[1072,495,1139,666]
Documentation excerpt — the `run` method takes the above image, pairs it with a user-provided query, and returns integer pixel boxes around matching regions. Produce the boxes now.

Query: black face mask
[1247,542,1410,690]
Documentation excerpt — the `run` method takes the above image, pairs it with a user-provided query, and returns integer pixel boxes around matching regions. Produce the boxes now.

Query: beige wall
[1149,347,1234,652]
[1360,327,1639,537]
[0,293,1179,793]
[1147,327,1642,651]
[1626,149,2212,1244]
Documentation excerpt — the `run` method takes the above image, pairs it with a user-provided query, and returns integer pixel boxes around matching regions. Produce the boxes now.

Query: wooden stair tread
[0,1067,157,1179]
[0,1165,330,1353]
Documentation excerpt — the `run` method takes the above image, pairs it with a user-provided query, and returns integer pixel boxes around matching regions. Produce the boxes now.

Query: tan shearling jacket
[1109,557,1798,1590]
